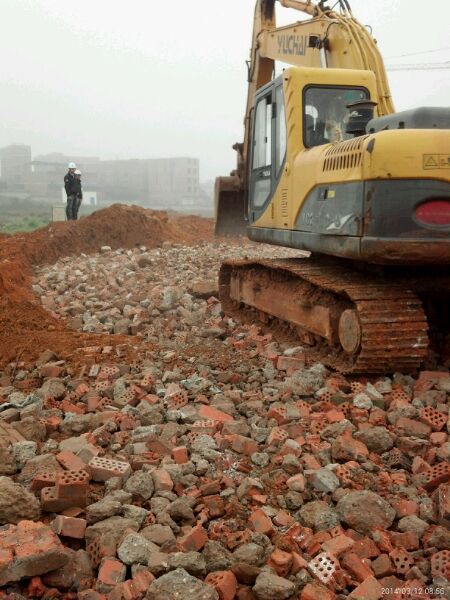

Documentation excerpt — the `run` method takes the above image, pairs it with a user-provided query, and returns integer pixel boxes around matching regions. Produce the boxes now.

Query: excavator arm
[215,0,394,235]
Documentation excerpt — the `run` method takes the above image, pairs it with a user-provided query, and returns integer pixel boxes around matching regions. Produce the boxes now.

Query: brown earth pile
[0,204,214,366]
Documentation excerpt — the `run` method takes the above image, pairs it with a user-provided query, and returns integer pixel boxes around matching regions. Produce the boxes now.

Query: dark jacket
[64,172,82,198]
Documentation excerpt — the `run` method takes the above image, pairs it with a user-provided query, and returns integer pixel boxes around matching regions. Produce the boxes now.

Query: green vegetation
[0,198,54,234]
[0,215,50,234]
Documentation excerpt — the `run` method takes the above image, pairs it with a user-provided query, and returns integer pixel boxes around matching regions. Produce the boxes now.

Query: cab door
[249,83,287,227]
[249,91,273,224]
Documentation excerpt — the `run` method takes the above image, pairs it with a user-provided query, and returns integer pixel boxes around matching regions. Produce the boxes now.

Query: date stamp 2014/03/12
[381,587,445,596]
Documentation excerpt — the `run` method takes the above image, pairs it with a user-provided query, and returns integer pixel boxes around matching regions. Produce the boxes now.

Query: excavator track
[219,257,429,373]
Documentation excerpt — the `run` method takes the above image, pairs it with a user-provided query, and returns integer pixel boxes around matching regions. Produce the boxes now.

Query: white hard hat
[74,169,82,175]
[68,162,77,169]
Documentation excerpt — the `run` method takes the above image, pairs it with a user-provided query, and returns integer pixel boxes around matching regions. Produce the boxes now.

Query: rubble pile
[33,242,299,337]
[0,205,214,366]
[0,233,449,599]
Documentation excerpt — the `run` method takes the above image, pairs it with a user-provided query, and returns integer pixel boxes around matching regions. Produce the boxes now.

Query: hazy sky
[1,0,449,180]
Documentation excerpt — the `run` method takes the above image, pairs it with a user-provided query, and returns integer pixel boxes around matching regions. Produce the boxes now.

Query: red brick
[31,471,56,492]
[341,552,374,582]
[431,432,447,446]
[229,434,259,455]
[27,577,46,598]
[51,515,86,539]
[198,405,234,423]
[273,510,295,527]
[390,531,419,551]
[55,469,89,500]
[389,548,414,575]
[308,552,339,586]
[419,406,447,432]
[88,456,131,482]
[267,548,292,577]
[276,355,305,371]
[266,427,289,447]
[326,408,345,423]
[422,461,450,491]
[396,416,431,438]
[351,537,380,559]
[348,576,383,600]
[132,570,155,594]
[391,499,419,518]
[248,509,274,536]
[202,494,224,518]
[371,554,394,578]
[431,549,450,581]
[108,580,140,600]
[152,468,174,492]
[301,583,335,600]
[0,521,68,586]
[205,570,237,600]
[177,524,208,552]
[172,446,189,464]
[322,534,355,557]
[96,558,126,594]
[267,406,289,425]
[291,551,309,574]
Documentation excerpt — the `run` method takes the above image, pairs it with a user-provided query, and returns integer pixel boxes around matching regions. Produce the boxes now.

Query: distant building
[147,157,200,207]
[0,144,32,190]
[0,145,206,210]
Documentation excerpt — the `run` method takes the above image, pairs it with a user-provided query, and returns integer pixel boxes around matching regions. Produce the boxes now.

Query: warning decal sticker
[423,154,450,169]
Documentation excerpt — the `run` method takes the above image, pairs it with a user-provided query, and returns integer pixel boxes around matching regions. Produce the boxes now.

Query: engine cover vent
[322,135,369,172]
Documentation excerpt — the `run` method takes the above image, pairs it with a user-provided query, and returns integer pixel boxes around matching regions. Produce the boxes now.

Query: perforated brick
[391,387,411,403]
[390,548,414,575]
[113,388,137,408]
[88,456,131,482]
[165,389,188,409]
[99,365,120,379]
[423,462,450,491]
[267,427,289,446]
[351,382,365,395]
[140,373,155,390]
[31,471,56,491]
[56,469,90,499]
[431,549,450,581]
[94,380,112,392]
[308,552,339,586]
[419,406,447,432]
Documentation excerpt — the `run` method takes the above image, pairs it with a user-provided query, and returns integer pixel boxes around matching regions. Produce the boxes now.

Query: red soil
[0,205,214,367]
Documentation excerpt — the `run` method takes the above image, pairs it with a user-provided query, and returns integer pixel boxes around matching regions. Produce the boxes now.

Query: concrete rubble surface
[0,230,449,599]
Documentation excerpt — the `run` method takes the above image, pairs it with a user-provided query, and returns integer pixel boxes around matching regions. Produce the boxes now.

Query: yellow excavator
[215,0,450,373]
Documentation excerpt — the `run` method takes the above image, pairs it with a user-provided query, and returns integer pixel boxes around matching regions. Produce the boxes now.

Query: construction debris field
[0,204,449,600]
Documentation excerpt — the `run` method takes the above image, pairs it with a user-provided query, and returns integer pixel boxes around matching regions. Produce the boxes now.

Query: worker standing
[72,169,83,221]
[64,162,78,221]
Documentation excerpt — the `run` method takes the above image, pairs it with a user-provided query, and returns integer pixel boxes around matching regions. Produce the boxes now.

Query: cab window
[252,95,272,207]
[304,86,369,148]
[275,85,287,175]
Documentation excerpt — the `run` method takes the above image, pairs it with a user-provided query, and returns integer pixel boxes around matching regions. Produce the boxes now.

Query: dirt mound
[0,204,214,366]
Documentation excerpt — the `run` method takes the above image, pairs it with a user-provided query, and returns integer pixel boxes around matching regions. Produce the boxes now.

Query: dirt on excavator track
[0,204,214,367]
[218,257,450,374]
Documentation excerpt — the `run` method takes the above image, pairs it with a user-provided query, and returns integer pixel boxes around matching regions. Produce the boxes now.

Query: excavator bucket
[214,176,247,237]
